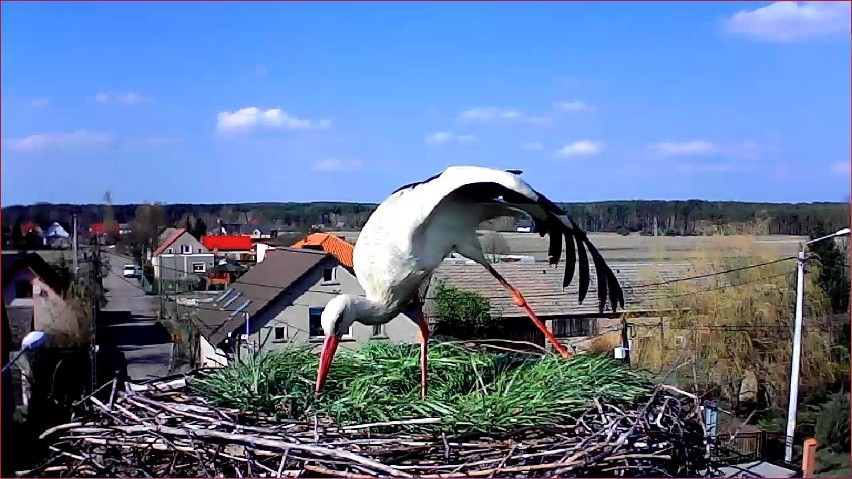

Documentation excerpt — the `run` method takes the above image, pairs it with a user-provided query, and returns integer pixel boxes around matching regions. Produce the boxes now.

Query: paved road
[100,252,173,382]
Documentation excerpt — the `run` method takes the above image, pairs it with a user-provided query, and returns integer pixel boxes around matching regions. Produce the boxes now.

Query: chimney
[257,243,269,263]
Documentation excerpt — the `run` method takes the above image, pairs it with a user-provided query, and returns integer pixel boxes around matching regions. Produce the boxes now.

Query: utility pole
[90,241,101,393]
[72,214,79,275]
[784,227,851,462]
[784,250,806,463]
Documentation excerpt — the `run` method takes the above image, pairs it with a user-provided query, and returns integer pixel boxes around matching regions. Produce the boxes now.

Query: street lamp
[1,330,47,374]
[784,227,851,463]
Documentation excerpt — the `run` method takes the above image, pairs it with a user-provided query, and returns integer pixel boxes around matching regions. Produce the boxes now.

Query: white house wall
[198,336,229,368]
[245,260,419,354]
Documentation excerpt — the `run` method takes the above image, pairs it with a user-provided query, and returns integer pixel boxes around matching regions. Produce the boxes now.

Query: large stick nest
[21,376,716,477]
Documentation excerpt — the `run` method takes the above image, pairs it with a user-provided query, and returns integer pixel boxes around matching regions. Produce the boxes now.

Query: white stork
[314,165,624,398]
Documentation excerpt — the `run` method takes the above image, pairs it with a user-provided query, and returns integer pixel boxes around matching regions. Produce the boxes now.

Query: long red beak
[315,334,341,394]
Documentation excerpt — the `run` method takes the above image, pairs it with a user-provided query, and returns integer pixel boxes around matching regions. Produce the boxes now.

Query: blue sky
[2,1,850,205]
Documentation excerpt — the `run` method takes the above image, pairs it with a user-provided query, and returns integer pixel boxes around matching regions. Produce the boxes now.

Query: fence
[714,431,800,472]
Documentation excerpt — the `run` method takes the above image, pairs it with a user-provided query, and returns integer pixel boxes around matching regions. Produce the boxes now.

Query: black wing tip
[506,169,523,175]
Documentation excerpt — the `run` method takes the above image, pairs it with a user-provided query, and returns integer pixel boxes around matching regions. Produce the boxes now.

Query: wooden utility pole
[72,214,79,275]
[90,241,101,392]
[620,317,631,364]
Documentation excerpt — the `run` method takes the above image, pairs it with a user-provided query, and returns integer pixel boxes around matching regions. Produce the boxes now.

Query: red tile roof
[201,235,253,251]
[291,233,354,268]
[20,222,43,235]
[152,228,188,256]
[89,222,120,235]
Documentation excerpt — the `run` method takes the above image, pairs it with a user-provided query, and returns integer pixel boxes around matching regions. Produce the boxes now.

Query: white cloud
[725,1,851,42]
[555,100,594,112]
[521,141,543,151]
[458,107,551,125]
[145,137,182,146]
[116,92,147,105]
[217,107,332,133]
[675,162,744,173]
[831,161,851,174]
[649,141,717,156]
[556,140,603,157]
[94,92,149,105]
[4,130,112,152]
[31,98,49,108]
[649,140,774,160]
[425,131,477,146]
[311,159,363,172]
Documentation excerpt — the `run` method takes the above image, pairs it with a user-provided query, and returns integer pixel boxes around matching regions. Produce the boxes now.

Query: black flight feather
[424,177,624,314]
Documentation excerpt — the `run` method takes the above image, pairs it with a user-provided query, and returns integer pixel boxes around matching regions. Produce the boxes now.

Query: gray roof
[193,248,333,345]
[426,260,709,317]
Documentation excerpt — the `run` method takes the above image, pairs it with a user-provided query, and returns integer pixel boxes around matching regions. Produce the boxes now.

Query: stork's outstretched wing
[387,166,624,313]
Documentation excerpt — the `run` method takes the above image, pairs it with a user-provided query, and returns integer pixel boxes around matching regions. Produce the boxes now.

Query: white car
[122,264,140,278]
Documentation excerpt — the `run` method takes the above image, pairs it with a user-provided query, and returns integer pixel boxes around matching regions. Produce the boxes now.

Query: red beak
[315,334,341,394]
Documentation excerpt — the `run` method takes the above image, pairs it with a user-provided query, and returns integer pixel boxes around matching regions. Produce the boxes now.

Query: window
[552,317,595,338]
[372,324,386,338]
[309,307,352,339]
[197,248,203,253]
[15,280,32,298]
[322,267,336,282]
[192,262,206,273]
[274,326,288,341]
[309,307,324,338]
[180,244,192,254]
[167,248,174,254]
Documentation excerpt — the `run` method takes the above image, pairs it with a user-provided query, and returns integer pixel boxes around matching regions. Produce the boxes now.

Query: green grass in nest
[191,342,654,434]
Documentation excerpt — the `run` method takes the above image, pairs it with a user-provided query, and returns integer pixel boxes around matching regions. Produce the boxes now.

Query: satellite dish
[21,330,47,351]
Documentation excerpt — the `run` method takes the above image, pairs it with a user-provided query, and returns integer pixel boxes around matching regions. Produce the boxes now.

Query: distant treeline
[2,200,849,236]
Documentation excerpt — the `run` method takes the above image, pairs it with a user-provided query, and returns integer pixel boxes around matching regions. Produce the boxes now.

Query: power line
[105,249,800,302]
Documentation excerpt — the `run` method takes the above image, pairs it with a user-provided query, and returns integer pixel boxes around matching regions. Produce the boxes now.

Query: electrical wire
[104,249,800,302]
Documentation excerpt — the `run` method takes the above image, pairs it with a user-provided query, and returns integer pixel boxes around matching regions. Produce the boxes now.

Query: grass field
[328,231,807,262]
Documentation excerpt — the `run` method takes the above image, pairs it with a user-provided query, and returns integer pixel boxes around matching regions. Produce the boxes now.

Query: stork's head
[314,294,362,394]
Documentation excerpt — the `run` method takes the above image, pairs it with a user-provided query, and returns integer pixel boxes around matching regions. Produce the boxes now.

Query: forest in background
[2,199,849,237]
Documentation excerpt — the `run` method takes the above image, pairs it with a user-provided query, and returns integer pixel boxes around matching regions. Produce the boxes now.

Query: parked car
[122,264,140,278]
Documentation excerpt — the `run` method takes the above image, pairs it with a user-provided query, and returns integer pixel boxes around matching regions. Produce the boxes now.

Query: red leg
[485,265,572,359]
[411,294,430,399]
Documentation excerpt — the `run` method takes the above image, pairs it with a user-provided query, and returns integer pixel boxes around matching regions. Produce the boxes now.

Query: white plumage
[315,165,625,398]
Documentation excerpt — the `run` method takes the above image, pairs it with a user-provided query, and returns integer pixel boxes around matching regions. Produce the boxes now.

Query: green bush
[432,282,501,340]
[814,392,850,453]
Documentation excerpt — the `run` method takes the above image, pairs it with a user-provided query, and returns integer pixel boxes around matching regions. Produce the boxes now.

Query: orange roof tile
[292,233,354,268]
[152,228,188,256]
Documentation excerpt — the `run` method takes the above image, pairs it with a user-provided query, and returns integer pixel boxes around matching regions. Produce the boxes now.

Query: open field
[328,231,807,262]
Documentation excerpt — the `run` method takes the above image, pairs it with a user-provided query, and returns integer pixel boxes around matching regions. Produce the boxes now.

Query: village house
[423,260,699,354]
[201,235,255,264]
[291,232,355,267]
[43,222,71,249]
[191,248,418,367]
[1,252,79,406]
[88,222,119,236]
[248,224,281,240]
[151,228,215,289]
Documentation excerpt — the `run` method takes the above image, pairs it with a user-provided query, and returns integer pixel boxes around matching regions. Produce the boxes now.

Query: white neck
[348,295,399,324]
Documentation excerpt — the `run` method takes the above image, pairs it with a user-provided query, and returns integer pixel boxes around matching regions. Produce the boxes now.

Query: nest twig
[20,377,716,478]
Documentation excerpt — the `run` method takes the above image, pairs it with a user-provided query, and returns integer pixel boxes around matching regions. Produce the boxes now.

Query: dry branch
[20,375,716,478]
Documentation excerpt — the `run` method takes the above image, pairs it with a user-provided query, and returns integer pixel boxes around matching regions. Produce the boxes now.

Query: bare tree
[480,231,511,262]
[130,203,169,264]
